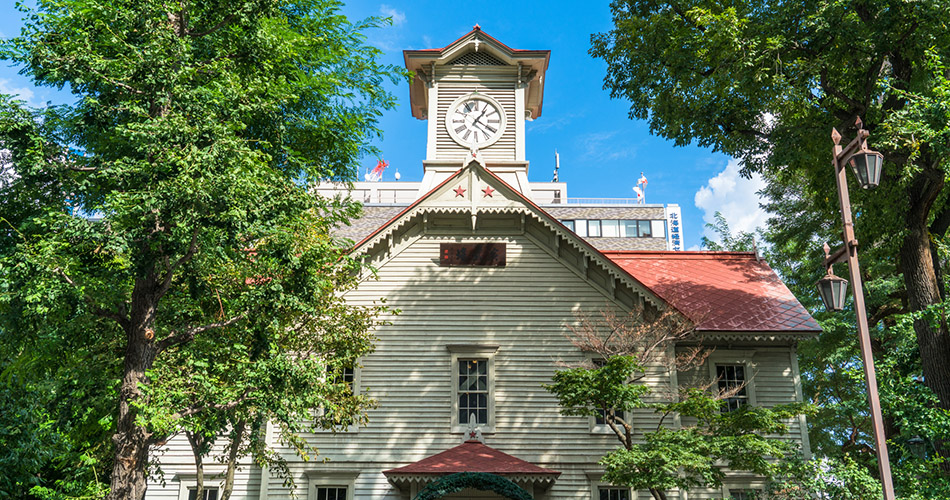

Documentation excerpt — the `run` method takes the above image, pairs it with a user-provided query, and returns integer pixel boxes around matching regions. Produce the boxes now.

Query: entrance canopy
[383,440,560,490]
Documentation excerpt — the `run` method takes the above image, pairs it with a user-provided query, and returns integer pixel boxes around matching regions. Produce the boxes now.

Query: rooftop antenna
[553,150,560,182]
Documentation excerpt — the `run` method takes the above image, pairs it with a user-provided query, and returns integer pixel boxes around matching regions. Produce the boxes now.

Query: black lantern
[908,436,926,459]
[848,148,884,189]
[817,271,849,311]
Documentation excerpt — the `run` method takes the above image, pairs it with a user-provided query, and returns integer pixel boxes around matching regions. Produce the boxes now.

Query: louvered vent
[449,52,506,66]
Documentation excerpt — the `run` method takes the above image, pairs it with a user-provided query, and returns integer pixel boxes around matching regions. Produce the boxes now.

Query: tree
[543,308,811,500]
[0,1,403,498]
[700,211,758,252]
[591,0,950,420]
[759,215,950,496]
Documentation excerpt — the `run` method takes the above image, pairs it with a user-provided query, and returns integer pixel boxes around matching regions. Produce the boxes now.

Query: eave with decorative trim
[383,440,561,491]
[403,26,550,121]
[349,156,669,312]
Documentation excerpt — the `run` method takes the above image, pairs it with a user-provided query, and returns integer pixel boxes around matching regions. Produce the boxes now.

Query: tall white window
[458,358,489,425]
[717,364,749,412]
[448,344,498,432]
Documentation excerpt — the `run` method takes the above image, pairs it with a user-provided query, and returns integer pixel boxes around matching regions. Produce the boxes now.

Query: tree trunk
[186,432,206,500]
[649,487,667,500]
[901,199,950,413]
[107,278,160,500]
[220,419,247,500]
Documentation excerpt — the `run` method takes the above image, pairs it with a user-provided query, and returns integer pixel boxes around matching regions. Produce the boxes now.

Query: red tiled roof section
[604,251,820,333]
[383,440,560,476]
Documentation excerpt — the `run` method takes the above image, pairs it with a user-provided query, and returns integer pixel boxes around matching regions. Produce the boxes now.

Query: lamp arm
[835,128,870,163]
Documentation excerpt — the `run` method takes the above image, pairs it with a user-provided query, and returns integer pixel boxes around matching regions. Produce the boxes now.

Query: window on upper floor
[448,344,498,432]
[458,358,489,425]
[589,357,627,434]
[559,219,665,238]
[313,363,360,432]
[716,364,749,412]
[333,365,355,394]
[187,488,218,500]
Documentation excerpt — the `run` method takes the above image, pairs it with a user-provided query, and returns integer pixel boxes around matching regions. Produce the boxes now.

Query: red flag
[364,159,388,182]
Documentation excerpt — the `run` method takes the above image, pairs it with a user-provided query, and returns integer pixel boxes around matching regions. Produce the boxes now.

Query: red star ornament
[482,186,495,198]
[454,185,467,197]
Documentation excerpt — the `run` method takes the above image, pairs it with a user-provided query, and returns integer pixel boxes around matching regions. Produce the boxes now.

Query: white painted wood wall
[147,211,808,500]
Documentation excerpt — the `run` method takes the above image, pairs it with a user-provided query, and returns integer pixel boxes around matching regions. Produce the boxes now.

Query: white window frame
[587,355,630,435]
[174,475,221,500]
[448,344,499,433]
[586,472,635,500]
[720,479,767,499]
[314,360,362,433]
[707,350,757,409]
[305,471,360,500]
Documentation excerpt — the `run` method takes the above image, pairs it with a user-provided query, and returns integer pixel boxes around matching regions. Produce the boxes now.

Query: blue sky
[0,0,770,249]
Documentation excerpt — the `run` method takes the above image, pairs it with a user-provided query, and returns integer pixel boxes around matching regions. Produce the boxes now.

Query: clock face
[446,94,507,147]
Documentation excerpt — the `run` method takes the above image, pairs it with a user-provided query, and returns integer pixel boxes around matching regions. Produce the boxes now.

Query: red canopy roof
[605,251,820,333]
[383,440,560,477]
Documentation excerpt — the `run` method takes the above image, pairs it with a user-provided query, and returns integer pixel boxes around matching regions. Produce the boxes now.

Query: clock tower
[404,26,549,194]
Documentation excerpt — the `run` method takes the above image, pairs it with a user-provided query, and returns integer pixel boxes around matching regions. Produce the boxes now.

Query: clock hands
[449,97,503,146]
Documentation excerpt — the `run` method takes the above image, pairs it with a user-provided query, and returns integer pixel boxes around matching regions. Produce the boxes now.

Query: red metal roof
[604,251,820,333]
[383,440,560,477]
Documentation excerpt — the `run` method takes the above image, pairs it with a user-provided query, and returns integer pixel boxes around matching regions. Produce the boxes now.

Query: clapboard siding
[143,452,261,500]
[434,82,517,161]
[149,219,806,500]
[256,232,666,499]
[676,347,805,439]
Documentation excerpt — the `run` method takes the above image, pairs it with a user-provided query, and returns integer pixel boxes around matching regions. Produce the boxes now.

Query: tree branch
[667,1,705,32]
[54,267,130,330]
[157,228,199,299]
[171,387,256,420]
[87,67,146,95]
[187,13,237,38]
[819,68,865,114]
[156,314,245,352]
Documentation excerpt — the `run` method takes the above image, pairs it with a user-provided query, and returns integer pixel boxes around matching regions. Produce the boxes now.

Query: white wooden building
[147,28,819,500]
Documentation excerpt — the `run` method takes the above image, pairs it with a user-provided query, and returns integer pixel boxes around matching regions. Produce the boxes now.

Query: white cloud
[694,158,768,245]
[0,78,36,106]
[379,5,406,26]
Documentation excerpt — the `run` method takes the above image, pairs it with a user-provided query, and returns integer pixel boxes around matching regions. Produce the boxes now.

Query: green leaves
[546,355,810,497]
[545,356,650,418]
[595,0,950,495]
[1,0,404,496]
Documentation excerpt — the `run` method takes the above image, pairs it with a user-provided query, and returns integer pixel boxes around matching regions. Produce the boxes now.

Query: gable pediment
[403,27,549,120]
[352,160,670,314]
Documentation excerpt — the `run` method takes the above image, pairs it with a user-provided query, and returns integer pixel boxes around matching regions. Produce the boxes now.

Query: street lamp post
[816,117,895,500]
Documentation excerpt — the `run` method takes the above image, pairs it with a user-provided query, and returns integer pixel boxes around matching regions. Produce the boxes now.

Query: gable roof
[349,159,666,310]
[383,439,561,477]
[604,251,820,333]
[403,26,550,120]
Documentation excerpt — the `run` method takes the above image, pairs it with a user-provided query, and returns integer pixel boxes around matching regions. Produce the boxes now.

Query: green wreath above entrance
[412,472,534,500]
